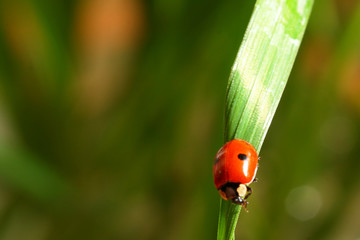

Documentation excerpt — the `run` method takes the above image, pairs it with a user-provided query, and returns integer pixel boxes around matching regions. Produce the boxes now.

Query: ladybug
[213,139,258,208]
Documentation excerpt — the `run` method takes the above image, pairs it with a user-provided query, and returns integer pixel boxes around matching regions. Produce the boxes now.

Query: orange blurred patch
[339,56,360,114]
[334,0,359,22]
[0,2,45,65]
[74,0,144,53]
[299,37,333,83]
[0,2,52,102]
[73,0,145,117]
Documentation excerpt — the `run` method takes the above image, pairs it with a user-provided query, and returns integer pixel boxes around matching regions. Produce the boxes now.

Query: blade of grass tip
[217,0,313,239]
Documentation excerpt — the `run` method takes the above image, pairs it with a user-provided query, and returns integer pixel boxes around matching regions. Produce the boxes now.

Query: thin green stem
[217,0,313,239]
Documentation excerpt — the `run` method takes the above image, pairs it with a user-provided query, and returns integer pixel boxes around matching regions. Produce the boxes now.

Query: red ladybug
[213,139,258,208]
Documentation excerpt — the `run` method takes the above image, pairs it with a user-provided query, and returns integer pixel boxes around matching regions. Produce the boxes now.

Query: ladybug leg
[244,186,252,200]
[232,196,248,211]
[252,178,258,183]
[242,201,248,212]
[233,197,248,211]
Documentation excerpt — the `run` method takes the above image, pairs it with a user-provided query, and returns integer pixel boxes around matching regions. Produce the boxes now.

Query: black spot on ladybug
[214,157,220,165]
[238,154,248,160]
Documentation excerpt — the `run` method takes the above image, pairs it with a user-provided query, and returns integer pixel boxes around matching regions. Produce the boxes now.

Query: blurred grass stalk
[218,0,313,239]
[0,145,69,203]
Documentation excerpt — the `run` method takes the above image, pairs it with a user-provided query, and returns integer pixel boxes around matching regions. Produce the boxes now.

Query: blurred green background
[0,0,359,239]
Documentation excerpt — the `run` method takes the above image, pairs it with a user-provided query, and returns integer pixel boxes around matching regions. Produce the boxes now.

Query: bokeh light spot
[285,185,322,221]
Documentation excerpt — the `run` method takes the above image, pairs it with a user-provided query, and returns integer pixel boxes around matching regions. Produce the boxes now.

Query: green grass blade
[217,0,314,239]
[0,145,69,203]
